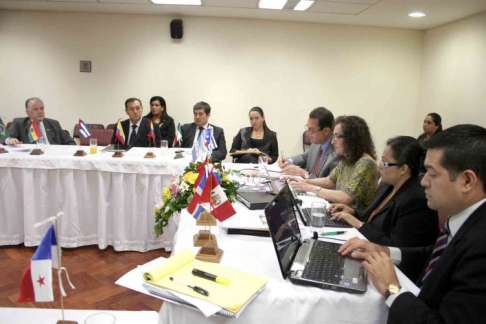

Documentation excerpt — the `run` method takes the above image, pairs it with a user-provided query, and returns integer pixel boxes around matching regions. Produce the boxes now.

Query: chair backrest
[73,123,105,138]
[106,124,116,130]
[79,129,114,146]
[303,131,312,151]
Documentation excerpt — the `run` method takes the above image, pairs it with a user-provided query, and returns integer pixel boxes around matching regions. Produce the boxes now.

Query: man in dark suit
[339,124,486,323]
[180,101,227,162]
[4,97,75,145]
[110,98,161,149]
[278,107,340,179]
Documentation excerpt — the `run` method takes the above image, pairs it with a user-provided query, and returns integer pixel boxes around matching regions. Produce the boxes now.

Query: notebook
[264,183,367,293]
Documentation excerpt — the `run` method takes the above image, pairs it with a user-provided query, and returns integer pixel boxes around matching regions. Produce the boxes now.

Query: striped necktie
[420,219,450,285]
[310,146,323,176]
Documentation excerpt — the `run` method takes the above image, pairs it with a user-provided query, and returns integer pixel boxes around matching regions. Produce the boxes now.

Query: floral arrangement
[154,161,241,236]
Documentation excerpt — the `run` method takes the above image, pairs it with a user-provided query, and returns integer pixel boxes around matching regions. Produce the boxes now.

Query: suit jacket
[8,117,75,145]
[230,127,279,163]
[290,142,340,178]
[158,116,175,148]
[389,201,486,324]
[110,117,161,149]
[357,177,439,248]
[180,123,227,162]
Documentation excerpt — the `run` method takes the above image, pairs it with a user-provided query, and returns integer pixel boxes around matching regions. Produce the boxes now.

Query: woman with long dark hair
[230,107,278,164]
[145,96,175,147]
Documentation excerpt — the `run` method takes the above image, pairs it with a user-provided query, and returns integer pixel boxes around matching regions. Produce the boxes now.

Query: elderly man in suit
[180,101,227,162]
[5,97,75,145]
[339,124,486,324]
[278,107,340,179]
[110,98,161,149]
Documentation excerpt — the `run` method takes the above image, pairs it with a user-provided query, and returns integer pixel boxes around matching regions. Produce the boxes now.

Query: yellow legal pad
[143,249,267,313]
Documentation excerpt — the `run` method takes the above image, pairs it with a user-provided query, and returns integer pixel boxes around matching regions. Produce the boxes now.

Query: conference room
[1,0,486,323]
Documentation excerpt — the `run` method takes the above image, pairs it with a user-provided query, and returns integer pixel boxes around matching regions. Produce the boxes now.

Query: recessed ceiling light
[151,0,201,5]
[259,0,287,10]
[408,12,426,18]
[294,1,314,11]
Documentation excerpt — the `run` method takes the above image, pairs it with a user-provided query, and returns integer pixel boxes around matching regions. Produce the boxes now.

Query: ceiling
[1,0,486,30]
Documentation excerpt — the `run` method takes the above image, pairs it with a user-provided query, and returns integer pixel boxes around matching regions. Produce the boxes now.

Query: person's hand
[330,212,362,228]
[289,178,315,193]
[338,237,390,259]
[6,138,21,145]
[278,156,291,168]
[328,203,355,215]
[246,148,259,153]
[281,165,307,177]
[362,252,400,296]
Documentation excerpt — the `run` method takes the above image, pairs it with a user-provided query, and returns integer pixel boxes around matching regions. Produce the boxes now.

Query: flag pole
[53,215,66,323]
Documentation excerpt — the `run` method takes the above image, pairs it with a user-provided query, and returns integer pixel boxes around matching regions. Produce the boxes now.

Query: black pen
[320,231,347,236]
[192,269,231,285]
[170,277,209,296]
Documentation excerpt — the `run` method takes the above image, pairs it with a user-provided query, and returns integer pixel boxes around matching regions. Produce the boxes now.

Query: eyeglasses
[304,126,322,135]
[332,134,345,140]
[380,161,402,168]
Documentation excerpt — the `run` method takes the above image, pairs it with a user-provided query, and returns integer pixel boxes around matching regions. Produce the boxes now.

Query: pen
[169,276,209,296]
[192,269,231,285]
[320,231,347,236]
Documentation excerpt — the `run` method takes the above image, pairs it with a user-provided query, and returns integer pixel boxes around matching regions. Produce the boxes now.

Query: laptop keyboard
[303,208,351,227]
[302,240,344,284]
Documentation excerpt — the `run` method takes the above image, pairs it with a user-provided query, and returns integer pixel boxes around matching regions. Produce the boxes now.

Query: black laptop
[264,183,367,293]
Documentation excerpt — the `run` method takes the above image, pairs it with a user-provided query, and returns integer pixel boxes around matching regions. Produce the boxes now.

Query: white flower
[155,202,164,209]
[180,182,189,192]
[165,206,170,213]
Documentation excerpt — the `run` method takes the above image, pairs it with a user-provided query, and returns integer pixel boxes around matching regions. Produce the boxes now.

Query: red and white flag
[206,169,236,222]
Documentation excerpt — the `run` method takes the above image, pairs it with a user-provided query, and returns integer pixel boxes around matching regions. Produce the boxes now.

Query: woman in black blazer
[230,107,278,164]
[145,96,175,147]
[329,136,439,248]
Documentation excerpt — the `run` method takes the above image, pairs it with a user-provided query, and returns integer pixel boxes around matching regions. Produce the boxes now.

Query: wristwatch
[384,284,401,300]
[303,173,310,179]
[315,186,322,194]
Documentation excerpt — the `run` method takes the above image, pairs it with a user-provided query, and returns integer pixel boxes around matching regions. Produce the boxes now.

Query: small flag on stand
[147,120,156,146]
[78,119,92,138]
[28,119,42,143]
[115,119,126,145]
[187,162,209,219]
[0,117,9,143]
[173,123,183,147]
[206,169,236,222]
[204,127,218,151]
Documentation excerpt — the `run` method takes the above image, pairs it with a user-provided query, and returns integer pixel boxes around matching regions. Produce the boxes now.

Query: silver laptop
[264,183,367,293]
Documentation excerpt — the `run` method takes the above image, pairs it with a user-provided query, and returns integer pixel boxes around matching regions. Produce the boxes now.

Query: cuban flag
[18,225,58,302]
[187,162,209,219]
[206,170,236,222]
[78,118,92,138]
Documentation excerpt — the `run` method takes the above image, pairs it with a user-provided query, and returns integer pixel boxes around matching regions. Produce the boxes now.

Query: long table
[0,144,190,252]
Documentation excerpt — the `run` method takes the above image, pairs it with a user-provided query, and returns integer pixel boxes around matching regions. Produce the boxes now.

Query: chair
[79,129,114,146]
[302,131,312,151]
[106,124,116,130]
[73,123,105,139]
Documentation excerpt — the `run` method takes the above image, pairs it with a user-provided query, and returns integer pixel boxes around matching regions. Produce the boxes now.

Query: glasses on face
[304,125,322,135]
[332,134,345,140]
[380,161,402,168]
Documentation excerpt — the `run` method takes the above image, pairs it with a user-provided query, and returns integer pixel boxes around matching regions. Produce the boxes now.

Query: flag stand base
[196,212,217,226]
[193,230,217,247]
[56,320,78,324]
[30,149,44,155]
[112,151,124,158]
[195,242,223,263]
[144,152,156,158]
[0,147,8,154]
[174,152,184,159]
[73,150,87,156]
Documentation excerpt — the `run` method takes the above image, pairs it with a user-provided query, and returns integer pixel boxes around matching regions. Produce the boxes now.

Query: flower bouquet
[154,161,241,236]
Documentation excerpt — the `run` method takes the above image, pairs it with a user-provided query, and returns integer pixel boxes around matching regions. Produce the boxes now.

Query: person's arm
[267,132,278,164]
[5,120,22,145]
[60,129,76,145]
[230,130,243,154]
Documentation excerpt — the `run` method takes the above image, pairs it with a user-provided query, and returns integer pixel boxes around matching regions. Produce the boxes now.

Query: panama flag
[18,225,59,302]
[28,119,42,143]
[78,118,91,138]
[147,120,156,146]
[173,123,183,147]
[206,170,236,222]
[187,162,209,219]
[115,119,126,145]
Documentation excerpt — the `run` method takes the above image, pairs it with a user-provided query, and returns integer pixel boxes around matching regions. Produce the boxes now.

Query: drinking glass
[84,312,116,324]
[90,138,98,154]
[37,137,46,150]
[310,202,326,235]
[160,140,169,154]
[258,155,268,173]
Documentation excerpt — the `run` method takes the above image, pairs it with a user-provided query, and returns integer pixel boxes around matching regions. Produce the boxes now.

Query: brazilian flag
[0,117,9,143]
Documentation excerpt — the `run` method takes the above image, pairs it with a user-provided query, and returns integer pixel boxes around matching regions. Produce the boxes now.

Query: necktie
[129,125,138,146]
[310,146,323,176]
[420,220,450,285]
[197,126,205,140]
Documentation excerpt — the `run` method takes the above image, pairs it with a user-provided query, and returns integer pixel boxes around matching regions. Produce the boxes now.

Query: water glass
[37,137,46,149]
[160,140,169,154]
[310,202,327,235]
[90,138,98,154]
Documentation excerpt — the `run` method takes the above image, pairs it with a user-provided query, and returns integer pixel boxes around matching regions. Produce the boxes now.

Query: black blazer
[146,114,175,148]
[389,201,486,324]
[180,123,227,162]
[357,177,439,248]
[230,127,279,164]
[8,117,75,145]
[110,117,161,149]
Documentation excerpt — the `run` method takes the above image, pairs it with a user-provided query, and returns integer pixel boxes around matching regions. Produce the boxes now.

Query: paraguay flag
[187,162,209,219]
[173,123,183,147]
[78,118,91,138]
[18,225,58,302]
[147,120,156,146]
[28,119,42,143]
[115,119,126,145]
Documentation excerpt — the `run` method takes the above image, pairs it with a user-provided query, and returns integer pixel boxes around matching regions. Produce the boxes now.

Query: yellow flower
[183,172,199,185]
[162,187,172,202]
[222,175,229,182]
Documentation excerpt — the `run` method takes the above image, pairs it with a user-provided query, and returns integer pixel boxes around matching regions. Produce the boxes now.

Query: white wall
[0,10,424,159]
[415,11,486,134]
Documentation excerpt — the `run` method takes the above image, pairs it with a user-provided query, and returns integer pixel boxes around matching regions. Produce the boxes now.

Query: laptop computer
[264,183,367,293]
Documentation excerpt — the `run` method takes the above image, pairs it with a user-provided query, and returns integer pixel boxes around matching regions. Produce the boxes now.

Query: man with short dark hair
[180,101,227,162]
[278,107,340,178]
[5,97,75,145]
[110,98,161,148]
[339,124,486,323]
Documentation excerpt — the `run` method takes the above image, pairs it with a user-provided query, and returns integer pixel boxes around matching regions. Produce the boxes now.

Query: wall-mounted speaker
[170,19,183,39]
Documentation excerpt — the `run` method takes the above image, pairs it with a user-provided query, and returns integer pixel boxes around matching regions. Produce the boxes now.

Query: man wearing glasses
[278,107,340,178]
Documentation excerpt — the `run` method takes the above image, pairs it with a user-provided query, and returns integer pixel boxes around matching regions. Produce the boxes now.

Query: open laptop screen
[264,183,301,279]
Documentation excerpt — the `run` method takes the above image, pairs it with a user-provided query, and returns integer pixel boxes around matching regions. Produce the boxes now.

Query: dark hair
[386,136,423,177]
[426,124,486,192]
[125,97,142,109]
[309,107,334,130]
[249,107,274,133]
[193,101,211,114]
[427,112,443,134]
[336,115,376,165]
[146,96,168,119]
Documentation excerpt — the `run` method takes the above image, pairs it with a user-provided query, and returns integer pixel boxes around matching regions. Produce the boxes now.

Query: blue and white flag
[204,126,218,152]
[78,118,91,138]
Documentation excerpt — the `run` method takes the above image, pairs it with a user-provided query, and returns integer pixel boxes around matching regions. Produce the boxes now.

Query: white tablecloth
[0,144,191,251]
[159,202,389,324]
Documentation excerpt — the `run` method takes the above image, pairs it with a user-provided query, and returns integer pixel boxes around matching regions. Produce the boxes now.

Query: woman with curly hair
[292,115,379,211]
